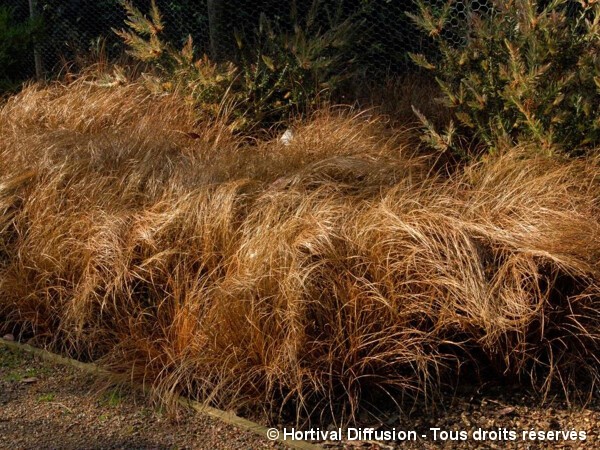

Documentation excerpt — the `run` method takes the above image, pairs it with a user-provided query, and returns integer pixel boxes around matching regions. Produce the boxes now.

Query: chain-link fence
[6,0,496,86]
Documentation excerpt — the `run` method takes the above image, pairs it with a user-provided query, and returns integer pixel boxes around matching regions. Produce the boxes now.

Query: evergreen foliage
[114,0,357,132]
[409,0,600,156]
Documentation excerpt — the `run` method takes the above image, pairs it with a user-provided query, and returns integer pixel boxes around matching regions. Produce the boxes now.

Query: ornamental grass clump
[1,79,600,425]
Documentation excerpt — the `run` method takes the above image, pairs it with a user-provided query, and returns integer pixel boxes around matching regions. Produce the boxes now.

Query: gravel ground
[1,344,598,449]
[0,345,286,450]
[319,388,599,449]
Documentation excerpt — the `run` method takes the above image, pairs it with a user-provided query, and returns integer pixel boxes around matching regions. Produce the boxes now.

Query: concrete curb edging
[0,338,321,450]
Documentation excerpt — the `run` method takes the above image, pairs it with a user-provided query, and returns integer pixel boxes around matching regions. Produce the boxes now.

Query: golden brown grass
[1,78,600,426]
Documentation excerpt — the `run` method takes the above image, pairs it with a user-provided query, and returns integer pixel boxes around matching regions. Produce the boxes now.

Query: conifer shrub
[114,0,356,133]
[408,0,600,157]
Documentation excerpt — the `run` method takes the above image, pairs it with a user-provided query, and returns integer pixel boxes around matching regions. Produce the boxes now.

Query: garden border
[0,338,320,450]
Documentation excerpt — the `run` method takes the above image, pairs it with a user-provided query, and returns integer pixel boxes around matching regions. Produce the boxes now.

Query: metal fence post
[28,0,43,80]
[208,0,234,61]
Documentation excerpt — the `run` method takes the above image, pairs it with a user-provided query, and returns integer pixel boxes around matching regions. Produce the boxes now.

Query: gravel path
[0,345,285,450]
[323,387,600,449]
[1,344,598,449]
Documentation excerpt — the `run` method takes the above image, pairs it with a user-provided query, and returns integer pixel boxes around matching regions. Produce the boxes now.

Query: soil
[1,344,598,449]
